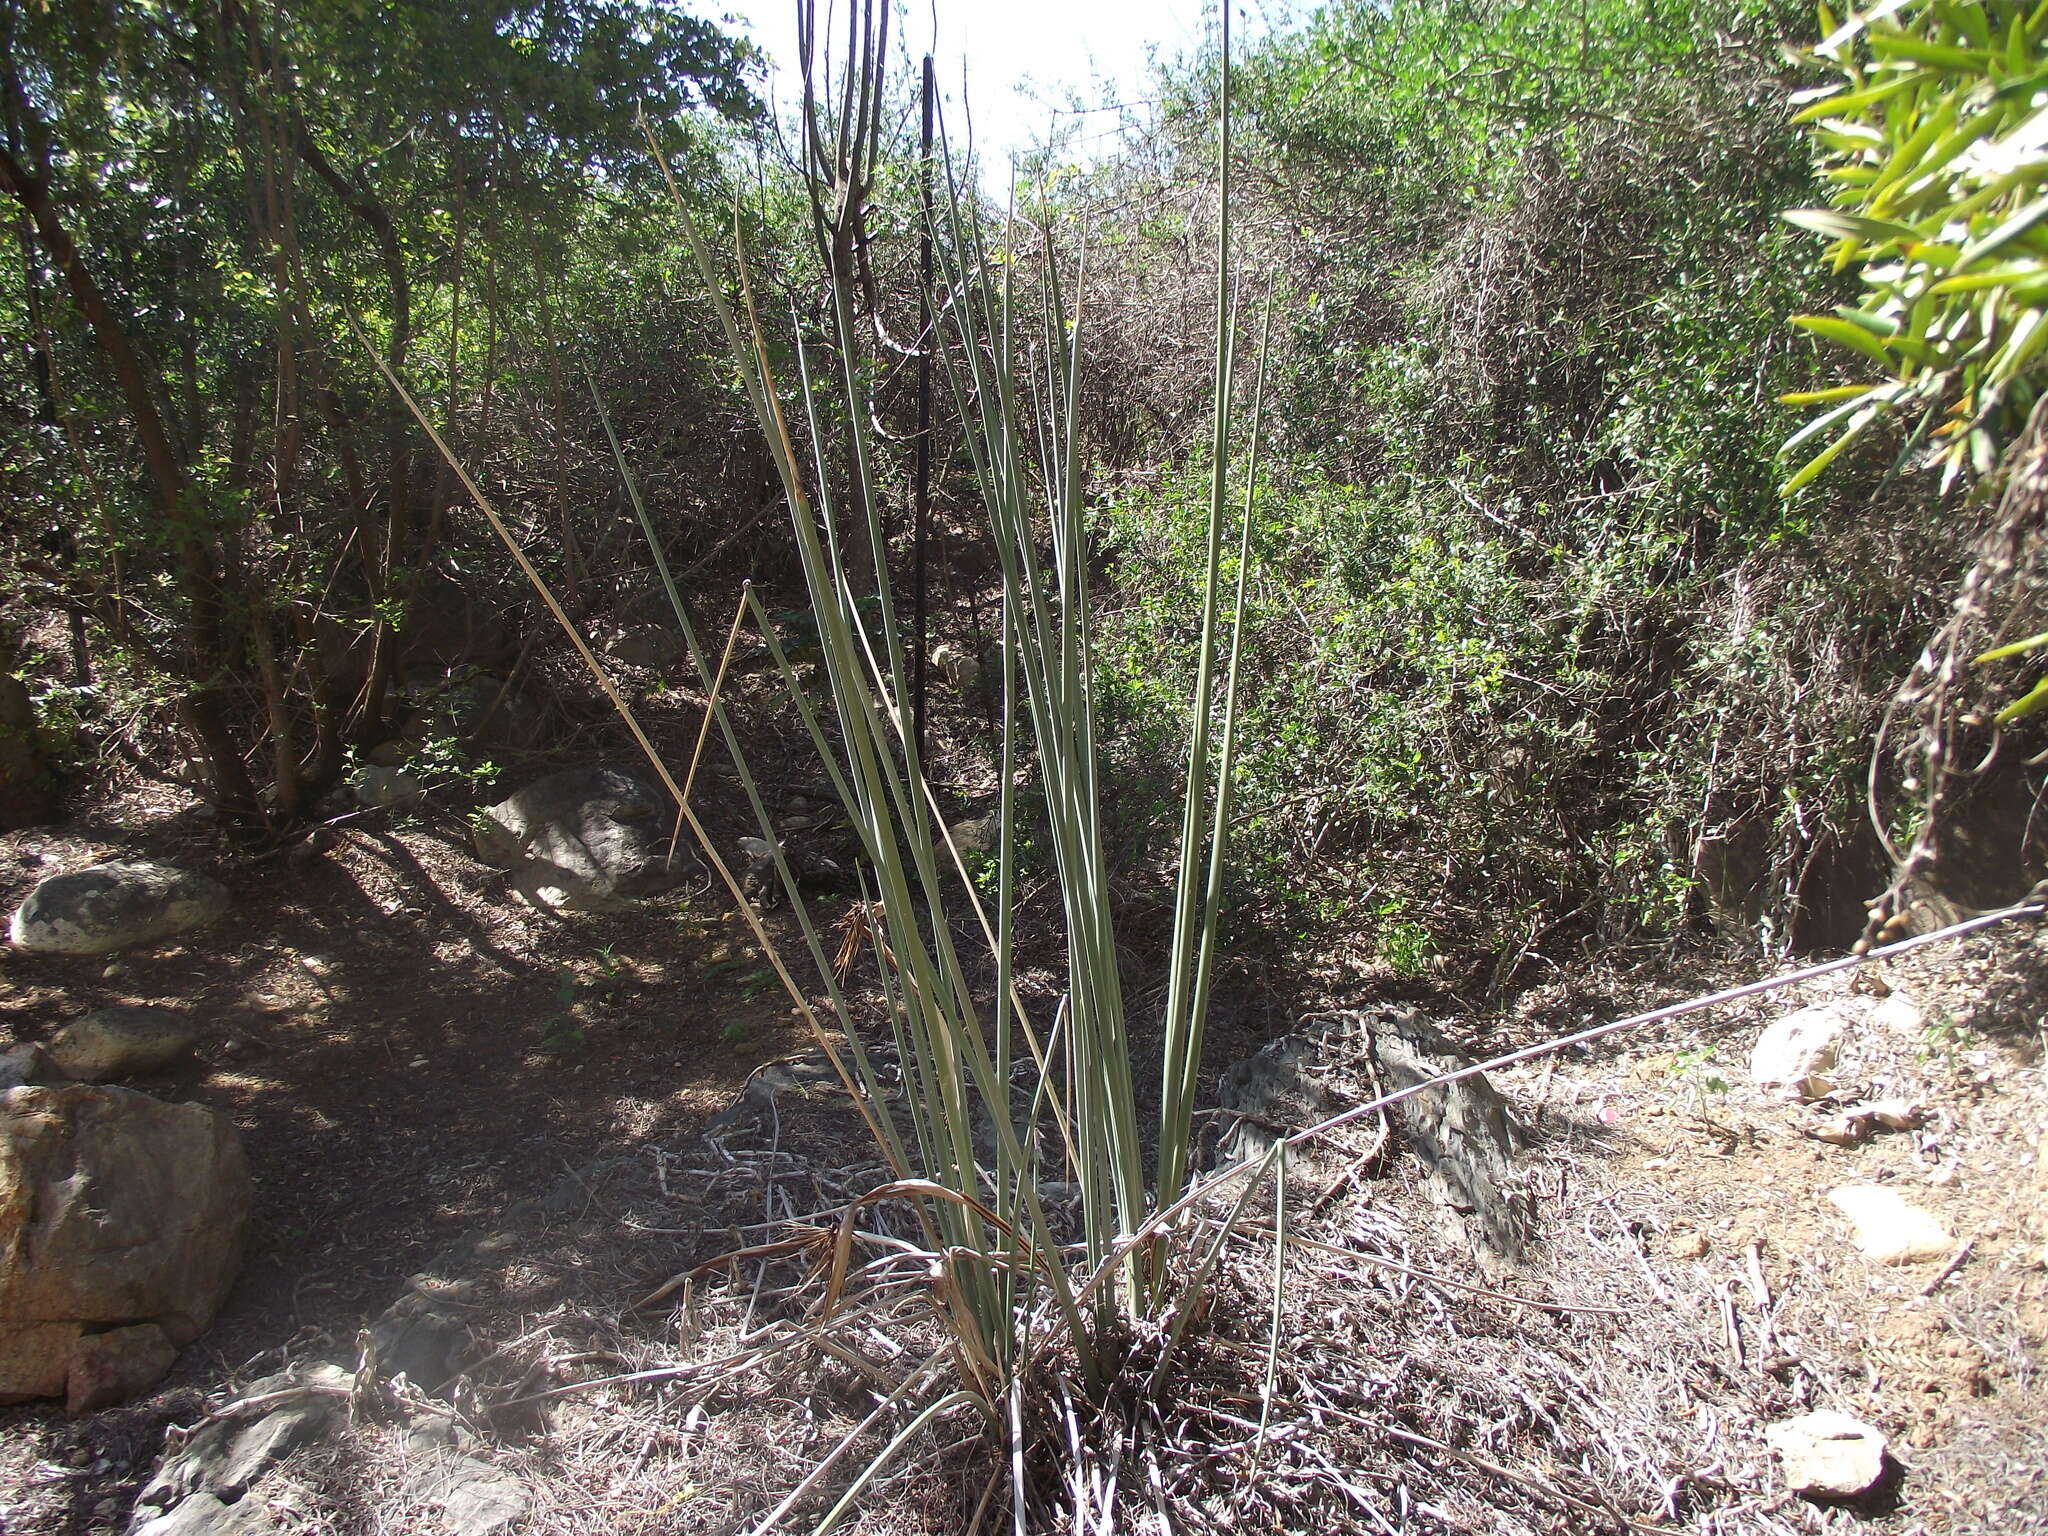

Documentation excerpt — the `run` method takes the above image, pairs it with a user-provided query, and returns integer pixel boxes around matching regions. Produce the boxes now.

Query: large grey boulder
[48,1006,200,1081]
[473,764,691,909]
[0,1083,250,1406]
[10,862,228,955]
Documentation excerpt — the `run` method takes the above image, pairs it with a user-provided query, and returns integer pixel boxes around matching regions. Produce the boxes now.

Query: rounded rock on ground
[0,1082,250,1406]
[9,861,229,956]
[930,641,980,690]
[1764,1409,1889,1498]
[607,626,686,670]
[474,763,688,908]
[1828,1183,1957,1265]
[1749,999,1867,1099]
[353,765,426,809]
[47,1006,200,1081]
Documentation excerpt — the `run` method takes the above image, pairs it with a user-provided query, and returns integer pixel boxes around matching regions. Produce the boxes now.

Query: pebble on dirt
[8,861,229,956]
[1749,999,1867,1099]
[1764,1409,1890,1499]
[1827,1182,1957,1265]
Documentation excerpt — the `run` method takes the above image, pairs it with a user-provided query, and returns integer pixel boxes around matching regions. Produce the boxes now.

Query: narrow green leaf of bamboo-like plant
[1782,409,1878,494]
[1792,74,1920,122]
[1958,190,2048,267]
[1869,30,1990,73]
[1994,673,2048,722]
[1974,628,2048,662]
[1157,0,1235,1215]
[1793,312,1900,366]
[1780,383,1879,404]
[1782,207,1925,244]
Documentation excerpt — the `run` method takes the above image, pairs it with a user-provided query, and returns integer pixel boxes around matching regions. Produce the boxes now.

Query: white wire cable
[1286,900,2046,1148]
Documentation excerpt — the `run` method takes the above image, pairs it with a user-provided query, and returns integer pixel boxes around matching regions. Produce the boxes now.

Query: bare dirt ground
[0,770,819,1532]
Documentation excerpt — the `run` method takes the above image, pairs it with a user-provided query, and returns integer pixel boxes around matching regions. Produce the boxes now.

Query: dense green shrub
[1090,0,1967,984]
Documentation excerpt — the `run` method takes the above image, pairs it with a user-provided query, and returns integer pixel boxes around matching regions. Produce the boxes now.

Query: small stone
[1765,1410,1889,1498]
[1829,1183,1956,1264]
[1667,1231,1708,1259]
[365,740,409,768]
[47,1007,200,1081]
[1871,993,1924,1036]
[1751,1001,1864,1099]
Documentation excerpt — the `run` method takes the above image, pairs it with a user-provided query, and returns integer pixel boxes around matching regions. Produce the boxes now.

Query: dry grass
[41,925,2039,1535]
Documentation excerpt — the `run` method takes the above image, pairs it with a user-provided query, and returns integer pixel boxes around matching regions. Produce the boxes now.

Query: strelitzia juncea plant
[639,0,1271,1507]
[355,0,1268,1514]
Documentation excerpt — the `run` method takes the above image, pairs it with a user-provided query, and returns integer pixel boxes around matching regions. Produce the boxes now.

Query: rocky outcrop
[1368,1010,1531,1261]
[47,1006,200,1081]
[0,1083,249,1406]
[66,1321,177,1414]
[9,862,228,955]
[1216,1007,1529,1260]
[0,1043,64,1091]
[136,1364,352,1531]
[473,763,691,909]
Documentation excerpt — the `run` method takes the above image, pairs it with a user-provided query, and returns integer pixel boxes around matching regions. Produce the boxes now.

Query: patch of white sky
[726,1,1300,187]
